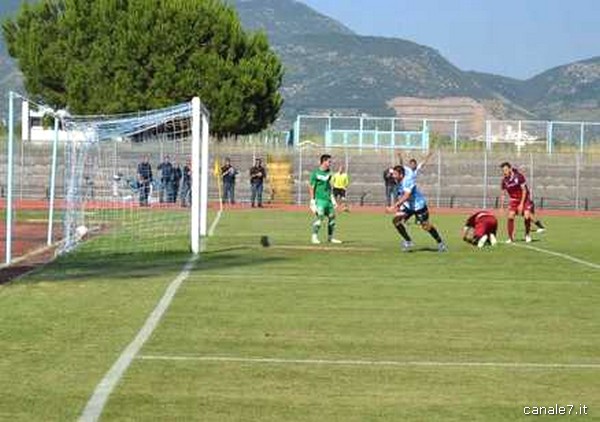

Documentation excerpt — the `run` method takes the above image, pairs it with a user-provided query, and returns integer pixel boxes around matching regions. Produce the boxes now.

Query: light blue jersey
[397,177,427,211]
[403,164,422,187]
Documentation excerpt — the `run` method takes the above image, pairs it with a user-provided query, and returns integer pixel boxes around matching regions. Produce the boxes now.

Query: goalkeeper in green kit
[309,154,342,244]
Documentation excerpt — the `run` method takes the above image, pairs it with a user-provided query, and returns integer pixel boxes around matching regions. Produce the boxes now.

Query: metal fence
[208,144,600,211]
[293,115,600,154]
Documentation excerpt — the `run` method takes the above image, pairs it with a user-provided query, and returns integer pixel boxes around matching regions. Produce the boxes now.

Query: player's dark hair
[320,154,331,164]
[393,165,405,176]
[409,158,417,165]
[500,161,511,169]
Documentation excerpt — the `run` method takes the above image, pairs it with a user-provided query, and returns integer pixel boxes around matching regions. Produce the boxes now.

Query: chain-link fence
[209,144,600,211]
[294,116,600,154]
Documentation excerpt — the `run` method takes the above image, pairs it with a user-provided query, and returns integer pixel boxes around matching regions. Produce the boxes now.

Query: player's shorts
[332,188,346,199]
[508,199,534,215]
[315,199,335,218]
[398,206,429,225]
[473,216,498,239]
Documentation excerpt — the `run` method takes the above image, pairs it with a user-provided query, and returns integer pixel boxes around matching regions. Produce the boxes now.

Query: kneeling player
[387,165,447,252]
[462,210,498,248]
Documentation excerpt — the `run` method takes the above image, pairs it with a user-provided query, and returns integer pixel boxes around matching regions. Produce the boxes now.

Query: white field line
[514,243,600,270]
[137,355,600,370]
[80,210,224,421]
[208,207,223,237]
[79,256,198,422]
[169,273,590,286]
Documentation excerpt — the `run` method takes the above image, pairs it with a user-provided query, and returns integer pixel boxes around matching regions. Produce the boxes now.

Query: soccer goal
[3,95,211,264]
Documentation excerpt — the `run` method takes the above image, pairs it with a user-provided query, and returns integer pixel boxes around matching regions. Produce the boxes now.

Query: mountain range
[1,0,599,124]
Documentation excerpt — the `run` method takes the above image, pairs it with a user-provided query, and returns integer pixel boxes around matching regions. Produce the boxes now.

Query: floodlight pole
[47,117,60,245]
[5,92,14,264]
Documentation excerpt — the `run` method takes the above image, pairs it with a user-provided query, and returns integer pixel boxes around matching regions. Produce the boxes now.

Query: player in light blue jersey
[399,151,433,187]
[387,165,447,252]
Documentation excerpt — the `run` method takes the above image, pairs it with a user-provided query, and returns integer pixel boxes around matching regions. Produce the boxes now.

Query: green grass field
[0,209,599,421]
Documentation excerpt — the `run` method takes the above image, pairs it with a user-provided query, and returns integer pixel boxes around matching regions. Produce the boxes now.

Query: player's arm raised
[396,151,405,166]
[420,151,434,170]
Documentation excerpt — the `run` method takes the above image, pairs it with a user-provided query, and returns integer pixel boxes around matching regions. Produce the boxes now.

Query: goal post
[191,96,210,253]
[3,94,212,265]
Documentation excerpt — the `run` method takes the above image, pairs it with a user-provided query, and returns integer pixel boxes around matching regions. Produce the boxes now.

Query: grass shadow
[17,246,287,283]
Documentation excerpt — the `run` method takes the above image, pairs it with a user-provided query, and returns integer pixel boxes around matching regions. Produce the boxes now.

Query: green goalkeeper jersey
[310,168,333,202]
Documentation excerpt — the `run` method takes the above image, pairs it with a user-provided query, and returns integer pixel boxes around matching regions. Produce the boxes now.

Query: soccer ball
[76,225,89,239]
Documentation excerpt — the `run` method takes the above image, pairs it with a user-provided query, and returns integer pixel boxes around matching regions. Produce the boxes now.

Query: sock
[327,217,336,238]
[312,218,322,235]
[393,217,412,242]
[535,220,545,229]
[525,218,532,235]
[429,227,443,244]
[507,219,515,240]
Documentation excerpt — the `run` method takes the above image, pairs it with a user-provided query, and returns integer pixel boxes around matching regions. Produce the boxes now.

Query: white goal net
[56,98,210,255]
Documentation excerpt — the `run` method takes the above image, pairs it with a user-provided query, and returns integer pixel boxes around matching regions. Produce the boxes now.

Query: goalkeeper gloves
[310,199,317,214]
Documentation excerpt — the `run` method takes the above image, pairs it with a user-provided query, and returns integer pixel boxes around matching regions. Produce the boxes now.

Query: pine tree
[2,0,284,136]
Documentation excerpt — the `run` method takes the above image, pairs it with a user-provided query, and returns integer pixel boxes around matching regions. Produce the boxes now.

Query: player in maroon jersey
[500,162,535,243]
[462,210,498,248]
[512,167,546,234]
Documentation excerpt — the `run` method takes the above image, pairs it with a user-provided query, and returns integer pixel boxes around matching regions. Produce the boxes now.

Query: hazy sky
[301,0,600,80]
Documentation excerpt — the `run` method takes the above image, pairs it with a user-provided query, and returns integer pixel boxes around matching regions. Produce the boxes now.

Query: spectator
[172,161,182,203]
[331,164,350,212]
[180,158,192,207]
[383,167,397,207]
[250,158,267,208]
[137,155,153,206]
[221,157,238,205]
[158,155,174,203]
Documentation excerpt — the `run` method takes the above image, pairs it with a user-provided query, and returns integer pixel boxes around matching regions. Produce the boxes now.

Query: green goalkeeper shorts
[315,199,335,218]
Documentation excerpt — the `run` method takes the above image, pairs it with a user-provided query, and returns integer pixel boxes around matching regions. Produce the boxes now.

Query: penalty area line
[80,203,224,421]
[514,243,600,270]
[78,256,198,422]
[136,355,600,370]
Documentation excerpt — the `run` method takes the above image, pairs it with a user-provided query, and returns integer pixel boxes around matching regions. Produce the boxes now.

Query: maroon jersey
[501,170,529,202]
[465,210,498,239]
[465,210,496,228]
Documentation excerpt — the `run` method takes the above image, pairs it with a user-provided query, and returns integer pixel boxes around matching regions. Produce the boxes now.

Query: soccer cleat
[311,234,320,244]
[536,228,546,233]
[477,235,488,248]
[525,235,532,243]
[505,238,513,244]
[438,242,448,252]
[489,234,498,246]
[328,238,342,244]
[402,240,414,252]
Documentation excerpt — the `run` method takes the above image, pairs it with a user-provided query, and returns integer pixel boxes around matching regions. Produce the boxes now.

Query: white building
[21,100,87,143]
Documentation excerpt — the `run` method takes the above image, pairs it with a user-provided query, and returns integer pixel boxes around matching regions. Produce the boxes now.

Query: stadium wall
[0,146,599,211]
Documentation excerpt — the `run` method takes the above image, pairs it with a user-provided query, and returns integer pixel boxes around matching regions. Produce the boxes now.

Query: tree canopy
[2,0,284,136]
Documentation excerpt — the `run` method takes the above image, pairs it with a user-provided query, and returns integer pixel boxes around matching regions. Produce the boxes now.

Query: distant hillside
[1,0,598,124]
[469,57,600,121]
[231,0,354,40]
[522,57,600,120]
[233,0,600,122]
